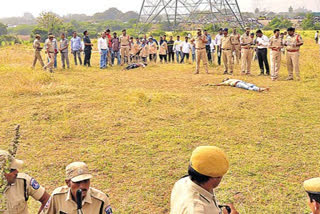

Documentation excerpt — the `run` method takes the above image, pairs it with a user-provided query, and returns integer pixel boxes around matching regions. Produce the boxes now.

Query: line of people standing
[32,27,304,81]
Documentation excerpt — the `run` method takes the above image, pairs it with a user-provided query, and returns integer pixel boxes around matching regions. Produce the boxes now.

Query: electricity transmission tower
[136,0,246,32]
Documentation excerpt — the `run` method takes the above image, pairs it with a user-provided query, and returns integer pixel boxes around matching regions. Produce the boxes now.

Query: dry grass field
[0,33,320,213]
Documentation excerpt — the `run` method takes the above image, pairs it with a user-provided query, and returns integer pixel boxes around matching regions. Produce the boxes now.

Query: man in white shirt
[210,39,216,65]
[256,30,270,75]
[214,28,223,65]
[180,36,191,63]
[315,31,319,44]
[173,36,182,63]
[98,32,109,69]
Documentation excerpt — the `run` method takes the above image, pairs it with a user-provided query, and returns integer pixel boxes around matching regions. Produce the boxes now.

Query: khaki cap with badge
[66,162,93,182]
[0,149,24,170]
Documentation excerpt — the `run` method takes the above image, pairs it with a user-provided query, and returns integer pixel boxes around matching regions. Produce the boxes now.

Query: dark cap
[256,29,262,34]
[223,28,228,32]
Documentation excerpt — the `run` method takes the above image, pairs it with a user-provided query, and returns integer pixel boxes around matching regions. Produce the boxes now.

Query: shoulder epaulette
[16,173,30,180]
[90,187,109,202]
[52,186,69,196]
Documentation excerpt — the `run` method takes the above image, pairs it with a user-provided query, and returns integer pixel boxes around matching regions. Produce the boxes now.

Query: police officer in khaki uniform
[43,162,112,214]
[140,39,149,63]
[191,29,208,74]
[269,29,283,81]
[170,146,238,214]
[240,27,254,75]
[221,28,234,75]
[230,28,241,64]
[303,177,320,214]
[43,35,55,73]
[119,29,130,66]
[1,150,50,214]
[32,34,45,69]
[284,27,304,80]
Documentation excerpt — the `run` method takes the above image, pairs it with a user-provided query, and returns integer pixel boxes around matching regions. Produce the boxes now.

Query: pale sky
[1,0,320,18]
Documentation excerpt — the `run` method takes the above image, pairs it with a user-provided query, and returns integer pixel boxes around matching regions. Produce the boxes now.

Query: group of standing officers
[32,27,303,81]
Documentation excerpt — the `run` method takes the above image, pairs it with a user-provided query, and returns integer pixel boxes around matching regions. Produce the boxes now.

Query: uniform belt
[121,45,129,47]
[48,52,54,53]
[101,49,107,50]
[271,48,280,51]
[222,49,231,51]
[196,48,205,50]
[241,47,250,49]
[287,50,299,52]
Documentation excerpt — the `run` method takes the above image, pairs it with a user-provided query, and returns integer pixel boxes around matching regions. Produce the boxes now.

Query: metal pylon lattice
[136,0,246,32]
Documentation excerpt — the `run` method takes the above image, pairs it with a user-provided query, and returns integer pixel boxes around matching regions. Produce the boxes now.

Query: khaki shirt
[140,45,149,57]
[170,176,221,214]
[33,39,42,51]
[269,36,283,51]
[45,39,55,53]
[119,35,130,46]
[240,33,253,48]
[285,33,303,51]
[149,42,157,54]
[43,186,111,214]
[194,35,207,49]
[230,33,240,45]
[4,173,45,214]
[221,35,233,50]
[159,41,168,55]
[131,42,140,55]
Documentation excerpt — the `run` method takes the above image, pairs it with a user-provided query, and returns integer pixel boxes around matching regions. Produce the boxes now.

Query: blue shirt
[71,36,82,51]
[206,34,212,46]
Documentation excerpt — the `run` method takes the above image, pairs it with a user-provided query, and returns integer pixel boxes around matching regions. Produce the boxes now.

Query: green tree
[36,12,63,35]
[301,13,315,30]
[0,22,8,36]
[264,17,293,30]
[31,27,48,42]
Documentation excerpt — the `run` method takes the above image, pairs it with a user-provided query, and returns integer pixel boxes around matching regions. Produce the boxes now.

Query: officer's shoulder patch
[105,205,113,214]
[30,178,40,190]
[52,186,68,196]
[90,187,109,202]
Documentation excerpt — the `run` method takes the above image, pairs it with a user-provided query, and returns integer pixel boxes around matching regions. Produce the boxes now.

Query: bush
[0,35,21,46]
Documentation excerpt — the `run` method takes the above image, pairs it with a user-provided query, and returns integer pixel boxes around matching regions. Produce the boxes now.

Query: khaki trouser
[241,48,253,74]
[32,51,44,68]
[270,50,281,80]
[286,51,300,79]
[44,53,55,72]
[121,46,130,65]
[195,49,208,73]
[222,50,233,72]
[233,45,241,64]
[61,52,70,68]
